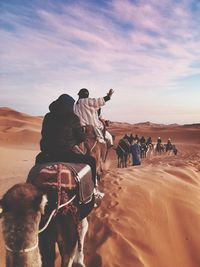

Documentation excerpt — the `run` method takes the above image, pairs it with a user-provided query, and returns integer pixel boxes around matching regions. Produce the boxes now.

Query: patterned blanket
[27,162,94,204]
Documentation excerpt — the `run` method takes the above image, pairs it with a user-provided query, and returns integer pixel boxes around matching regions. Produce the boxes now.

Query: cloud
[0,0,200,123]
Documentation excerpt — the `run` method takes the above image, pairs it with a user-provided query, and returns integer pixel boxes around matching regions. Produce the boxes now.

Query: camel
[0,183,46,267]
[0,125,106,267]
[116,138,131,168]
[0,162,94,267]
[83,125,108,177]
[155,142,165,155]
[139,143,148,158]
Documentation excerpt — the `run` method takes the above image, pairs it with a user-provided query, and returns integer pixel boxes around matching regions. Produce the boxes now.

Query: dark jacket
[130,143,141,166]
[40,94,85,155]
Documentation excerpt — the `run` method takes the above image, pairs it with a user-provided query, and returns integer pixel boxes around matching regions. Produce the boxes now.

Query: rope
[5,237,39,253]
[74,145,86,155]
[55,164,62,215]
[38,194,76,234]
[5,195,77,252]
[90,140,98,152]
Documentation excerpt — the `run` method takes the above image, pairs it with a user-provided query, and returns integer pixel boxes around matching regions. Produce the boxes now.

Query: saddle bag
[27,162,94,204]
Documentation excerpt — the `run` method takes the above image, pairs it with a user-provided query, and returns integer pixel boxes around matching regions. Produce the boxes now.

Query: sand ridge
[0,107,200,267]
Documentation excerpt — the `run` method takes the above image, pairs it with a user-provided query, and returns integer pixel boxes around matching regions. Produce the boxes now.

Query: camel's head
[0,183,48,219]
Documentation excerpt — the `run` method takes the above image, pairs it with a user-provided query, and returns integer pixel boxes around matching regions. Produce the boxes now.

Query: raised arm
[88,89,114,108]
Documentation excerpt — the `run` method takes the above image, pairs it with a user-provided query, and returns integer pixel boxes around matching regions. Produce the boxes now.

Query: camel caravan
[0,134,109,267]
[115,134,178,168]
[0,89,114,267]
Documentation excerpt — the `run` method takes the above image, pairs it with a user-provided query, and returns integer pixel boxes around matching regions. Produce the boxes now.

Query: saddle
[27,162,94,204]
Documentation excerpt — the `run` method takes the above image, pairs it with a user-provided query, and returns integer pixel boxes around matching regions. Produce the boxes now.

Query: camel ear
[39,194,48,215]
[34,193,48,215]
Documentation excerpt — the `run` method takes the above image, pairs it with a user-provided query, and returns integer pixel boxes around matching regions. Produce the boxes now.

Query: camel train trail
[0,123,178,267]
[0,125,110,267]
[115,134,178,168]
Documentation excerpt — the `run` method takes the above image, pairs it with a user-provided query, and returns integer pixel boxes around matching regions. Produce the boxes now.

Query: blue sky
[0,0,200,124]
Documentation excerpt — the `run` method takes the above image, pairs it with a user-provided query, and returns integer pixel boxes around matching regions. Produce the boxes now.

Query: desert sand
[0,107,200,267]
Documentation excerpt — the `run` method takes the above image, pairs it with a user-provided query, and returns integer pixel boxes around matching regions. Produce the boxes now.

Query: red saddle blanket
[27,162,94,204]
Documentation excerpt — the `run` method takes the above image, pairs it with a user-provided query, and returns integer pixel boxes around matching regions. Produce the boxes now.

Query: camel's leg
[99,143,107,174]
[93,145,103,177]
[57,241,75,267]
[73,218,88,267]
[39,223,56,267]
[101,143,108,163]
[124,156,126,167]
[128,154,131,165]
[125,155,128,167]
[57,215,77,267]
[119,158,122,168]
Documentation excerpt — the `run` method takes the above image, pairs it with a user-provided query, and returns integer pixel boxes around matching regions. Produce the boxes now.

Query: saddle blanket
[27,162,94,204]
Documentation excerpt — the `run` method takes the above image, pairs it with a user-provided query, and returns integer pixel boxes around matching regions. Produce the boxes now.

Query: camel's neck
[3,211,42,267]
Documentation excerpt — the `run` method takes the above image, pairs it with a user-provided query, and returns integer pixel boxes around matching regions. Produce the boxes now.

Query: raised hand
[107,89,114,97]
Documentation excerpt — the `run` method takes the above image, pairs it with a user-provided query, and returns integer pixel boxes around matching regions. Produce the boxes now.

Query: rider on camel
[135,134,139,142]
[166,137,173,150]
[74,88,114,146]
[167,138,172,145]
[123,134,129,141]
[146,136,152,145]
[35,94,103,199]
[157,136,162,144]
[129,134,134,144]
[140,136,146,144]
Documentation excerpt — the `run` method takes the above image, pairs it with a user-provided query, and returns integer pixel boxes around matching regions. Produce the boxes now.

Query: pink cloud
[1,0,200,123]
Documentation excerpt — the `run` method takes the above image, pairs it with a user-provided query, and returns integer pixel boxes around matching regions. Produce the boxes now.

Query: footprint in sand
[111,177,124,186]
[112,180,120,185]
[111,173,119,178]
[107,200,119,209]
[111,192,118,198]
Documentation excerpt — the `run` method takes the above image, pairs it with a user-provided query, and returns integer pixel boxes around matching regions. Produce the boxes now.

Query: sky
[0,0,200,124]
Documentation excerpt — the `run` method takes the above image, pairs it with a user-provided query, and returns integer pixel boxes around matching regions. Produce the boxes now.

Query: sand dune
[0,107,200,267]
[0,107,42,147]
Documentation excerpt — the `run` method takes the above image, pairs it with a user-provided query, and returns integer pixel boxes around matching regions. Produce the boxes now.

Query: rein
[84,136,98,154]
[5,237,39,253]
[89,140,98,152]
[5,164,76,254]
[5,195,76,254]
[74,139,98,156]
[38,194,76,234]
[83,125,99,153]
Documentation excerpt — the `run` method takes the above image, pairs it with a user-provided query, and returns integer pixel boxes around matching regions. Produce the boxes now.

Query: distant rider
[157,137,162,144]
[140,136,146,144]
[74,88,114,145]
[146,136,152,146]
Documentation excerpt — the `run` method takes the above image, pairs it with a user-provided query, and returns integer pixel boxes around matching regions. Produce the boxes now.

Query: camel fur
[0,183,47,267]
